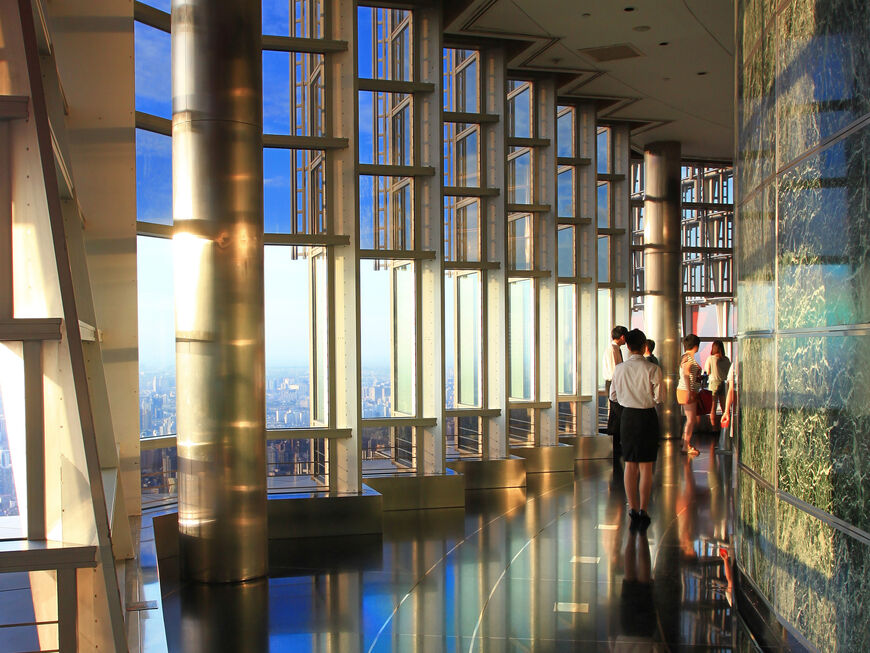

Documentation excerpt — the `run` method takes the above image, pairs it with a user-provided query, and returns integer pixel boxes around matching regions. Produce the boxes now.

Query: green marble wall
[737,0,870,650]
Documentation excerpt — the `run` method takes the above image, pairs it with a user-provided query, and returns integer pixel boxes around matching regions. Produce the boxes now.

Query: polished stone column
[643,142,681,440]
[172,0,267,582]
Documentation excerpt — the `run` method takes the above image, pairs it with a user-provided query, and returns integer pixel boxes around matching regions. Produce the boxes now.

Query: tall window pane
[137,236,176,438]
[456,272,481,407]
[558,284,577,395]
[444,197,480,262]
[597,181,610,228]
[507,80,532,138]
[598,235,610,282]
[136,129,172,226]
[509,279,535,400]
[508,147,532,204]
[359,176,413,250]
[597,288,612,389]
[558,167,574,217]
[597,127,610,174]
[134,22,170,119]
[509,214,533,271]
[0,347,24,538]
[557,106,574,158]
[558,225,575,277]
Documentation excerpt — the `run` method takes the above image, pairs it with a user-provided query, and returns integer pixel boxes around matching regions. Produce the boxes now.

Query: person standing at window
[677,333,702,456]
[603,325,628,459]
[609,328,663,530]
[703,339,731,429]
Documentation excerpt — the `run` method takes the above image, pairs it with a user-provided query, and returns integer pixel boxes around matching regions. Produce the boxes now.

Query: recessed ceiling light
[582,12,592,17]
[658,41,669,46]
[697,71,708,76]
[663,76,671,81]
[624,6,636,11]
[633,25,651,32]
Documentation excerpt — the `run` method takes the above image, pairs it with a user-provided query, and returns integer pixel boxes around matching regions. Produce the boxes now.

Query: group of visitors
[603,326,733,531]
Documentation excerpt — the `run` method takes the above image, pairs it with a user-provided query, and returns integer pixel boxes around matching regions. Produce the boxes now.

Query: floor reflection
[162,434,735,652]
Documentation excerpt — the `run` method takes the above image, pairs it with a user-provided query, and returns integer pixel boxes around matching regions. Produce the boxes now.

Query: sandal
[685,446,700,456]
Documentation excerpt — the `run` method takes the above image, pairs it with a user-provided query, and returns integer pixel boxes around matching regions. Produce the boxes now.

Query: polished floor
[149,436,747,653]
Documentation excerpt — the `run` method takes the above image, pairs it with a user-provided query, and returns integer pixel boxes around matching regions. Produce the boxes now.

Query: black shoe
[638,510,651,532]
[628,509,641,531]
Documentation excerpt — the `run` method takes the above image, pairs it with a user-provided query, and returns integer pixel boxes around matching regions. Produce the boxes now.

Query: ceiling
[444,0,735,160]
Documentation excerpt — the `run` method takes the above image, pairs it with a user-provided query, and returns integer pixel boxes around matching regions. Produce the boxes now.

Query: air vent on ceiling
[578,43,643,62]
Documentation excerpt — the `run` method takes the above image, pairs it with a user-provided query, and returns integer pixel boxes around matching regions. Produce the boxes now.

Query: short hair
[711,339,725,356]
[683,333,700,350]
[625,329,647,353]
[611,325,628,340]
[645,338,655,354]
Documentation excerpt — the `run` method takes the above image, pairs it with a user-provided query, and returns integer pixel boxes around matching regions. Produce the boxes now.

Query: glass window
[597,181,610,228]
[558,401,578,435]
[137,236,176,438]
[134,22,171,119]
[358,7,412,81]
[141,446,177,507]
[558,225,575,277]
[445,271,482,408]
[509,214,533,271]
[361,426,415,472]
[444,197,480,262]
[558,166,574,217]
[509,407,534,445]
[508,279,535,400]
[136,129,172,226]
[360,260,416,418]
[445,416,482,457]
[266,437,327,488]
[597,288,612,389]
[508,147,533,204]
[0,345,25,538]
[557,106,574,158]
[507,80,533,138]
[444,123,479,187]
[264,149,327,234]
[264,246,329,429]
[557,284,577,395]
[359,176,413,250]
[263,50,292,135]
[598,235,610,282]
[443,49,479,113]
[597,127,610,174]
[358,91,412,166]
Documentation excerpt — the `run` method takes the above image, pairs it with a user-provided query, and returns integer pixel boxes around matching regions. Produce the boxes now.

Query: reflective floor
[157,436,746,652]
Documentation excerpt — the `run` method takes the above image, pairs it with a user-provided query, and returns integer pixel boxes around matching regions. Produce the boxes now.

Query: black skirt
[620,407,660,463]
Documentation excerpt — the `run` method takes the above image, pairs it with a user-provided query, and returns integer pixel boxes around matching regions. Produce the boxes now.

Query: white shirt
[602,341,623,382]
[609,354,663,409]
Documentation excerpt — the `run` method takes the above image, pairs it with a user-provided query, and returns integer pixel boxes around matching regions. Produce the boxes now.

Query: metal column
[643,142,681,440]
[172,0,267,582]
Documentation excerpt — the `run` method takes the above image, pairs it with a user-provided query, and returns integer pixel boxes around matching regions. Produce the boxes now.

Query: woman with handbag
[676,333,702,456]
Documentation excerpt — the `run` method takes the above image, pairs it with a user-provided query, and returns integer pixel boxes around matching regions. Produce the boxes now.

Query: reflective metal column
[643,142,681,440]
[172,0,267,582]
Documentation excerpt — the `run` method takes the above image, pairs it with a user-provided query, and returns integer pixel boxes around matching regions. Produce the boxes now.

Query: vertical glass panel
[557,225,575,278]
[137,236,176,438]
[508,278,535,400]
[358,7,412,81]
[359,176,413,250]
[597,181,610,228]
[558,284,577,395]
[457,53,478,113]
[508,147,532,204]
[263,0,289,36]
[598,235,610,282]
[136,129,172,225]
[266,438,327,489]
[264,149,327,235]
[138,0,169,10]
[443,197,480,262]
[141,446,177,507]
[509,407,534,445]
[358,91,412,166]
[446,416,482,458]
[360,260,416,418]
[0,345,24,538]
[456,125,479,187]
[265,246,315,429]
[361,427,416,472]
[263,50,291,134]
[509,214,533,271]
[134,22,171,119]
[507,80,533,138]
[557,106,574,158]
[456,272,482,407]
[311,251,329,424]
[557,167,574,217]
[597,127,610,174]
[597,288,612,389]
[558,401,578,435]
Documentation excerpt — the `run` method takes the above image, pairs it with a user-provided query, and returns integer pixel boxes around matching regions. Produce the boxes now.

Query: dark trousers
[605,380,622,455]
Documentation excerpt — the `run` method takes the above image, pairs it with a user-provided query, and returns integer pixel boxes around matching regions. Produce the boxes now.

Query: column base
[559,434,613,459]
[509,443,575,473]
[447,457,526,490]
[364,470,466,511]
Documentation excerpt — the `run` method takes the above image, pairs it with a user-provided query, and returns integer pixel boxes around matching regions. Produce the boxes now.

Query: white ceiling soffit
[445,0,735,160]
